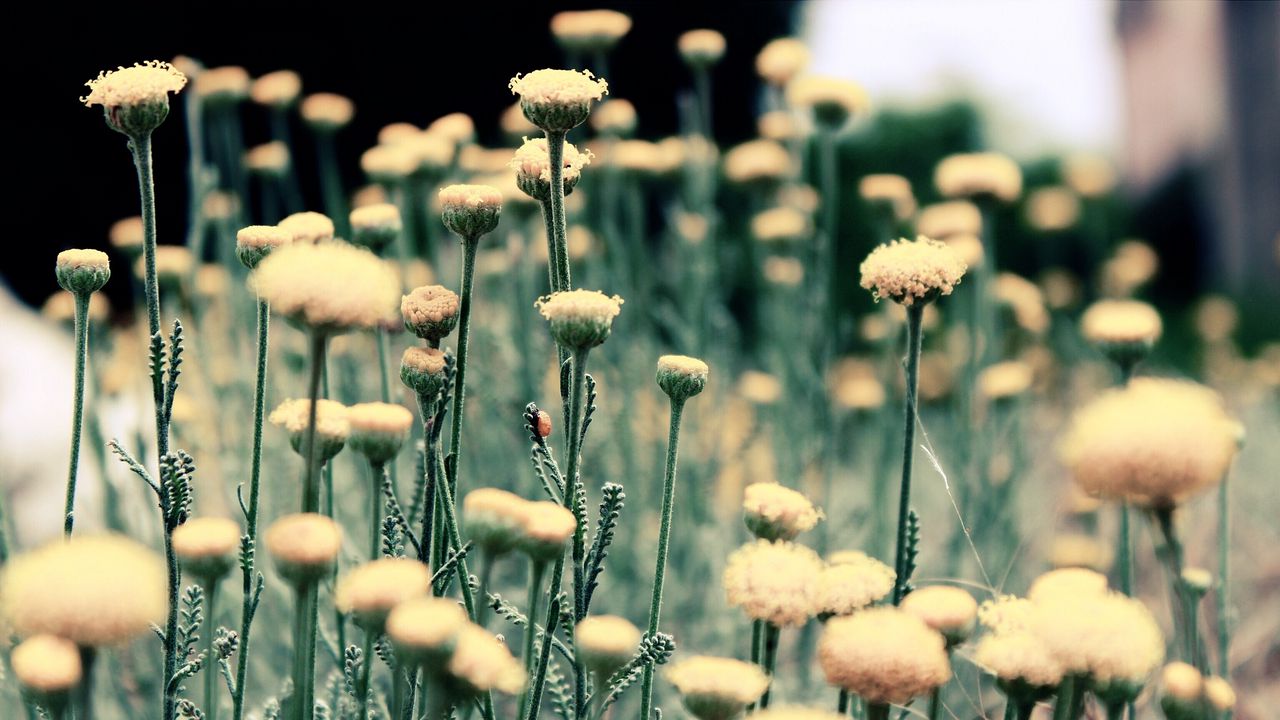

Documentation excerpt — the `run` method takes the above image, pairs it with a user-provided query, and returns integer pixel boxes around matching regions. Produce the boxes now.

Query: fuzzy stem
[129,133,170,471]
[232,299,270,720]
[545,131,572,293]
[1217,475,1231,682]
[357,626,375,720]
[638,397,687,720]
[562,347,592,718]
[837,690,850,714]
[447,238,479,501]
[1051,675,1085,720]
[758,623,780,709]
[1154,507,1197,664]
[203,579,220,720]
[162,528,181,720]
[291,581,320,720]
[520,559,547,716]
[75,647,97,720]
[370,461,386,559]
[301,333,328,514]
[524,573,562,720]
[891,305,925,605]
[1117,504,1133,596]
[64,293,91,536]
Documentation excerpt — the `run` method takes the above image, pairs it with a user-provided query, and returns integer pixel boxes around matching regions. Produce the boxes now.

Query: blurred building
[1117,0,1280,296]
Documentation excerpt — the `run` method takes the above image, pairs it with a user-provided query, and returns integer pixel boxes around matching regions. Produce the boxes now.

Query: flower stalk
[892,304,925,605]
[63,292,92,536]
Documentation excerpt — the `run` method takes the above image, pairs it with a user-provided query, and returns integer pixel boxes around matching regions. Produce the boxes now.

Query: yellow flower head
[576,615,642,675]
[917,200,982,240]
[859,174,915,220]
[346,402,414,463]
[245,141,290,175]
[859,236,967,306]
[678,29,727,67]
[536,290,624,350]
[172,516,241,580]
[1080,299,1162,347]
[723,540,822,627]
[0,535,166,647]
[973,630,1063,689]
[787,76,870,128]
[109,216,144,252]
[1063,153,1116,198]
[1025,186,1080,232]
[1049,533,1113,572]
[439,184,503,239]
[590,98,637,136]
[737,371,783,405]
[446,624,526,696]
[993,273,1050,334]
[1026,567,1109,603]
[817,607,951,704]
[386,597,469,662]
[1031,591,1164,696]
[462,488,531,555]
[1101,240,1159,298]
[724,139,792,187]
[511,137,593,201]
[665,655,770,720]
[901,586,978,644]
[518,500,577,561]
[977,361,1034,401]
[55,249,111,295]
[935,152,1023,202]
[742,482,823,541]
[509,69,609,133]
[236,224,292,270]
[1061,378,1238,507]
[252,242,400,333]
[427,112,475,145]
[300,92,355,130]
[334,558,432,630]
[11,635,82,695]
[348,203,402,254]
[549,10,632,52]
[250,70,302,108]
[82,61,186,135]
[265,513,343,583]
[401,346,448,396]
[752,207,811,244]
[657,354,710,401]
[1160,661,1202,701]
[814,552,895,616]
[194,66,250,102]
[277,211,336,245]
[756,38,810,85]
[269,398,350,461]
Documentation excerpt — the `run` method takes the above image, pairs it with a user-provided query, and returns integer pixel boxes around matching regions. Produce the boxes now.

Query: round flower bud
[81,60,187,137]
[109,216,144,255]
[251,241,400,334]
[590,98,637,136]
[814,552,896,617]
[349,203,402,255]
[386,597,469,669]
[439,184,503,239]
[752,207,810,244]
[265,513,342,585]
[859,174,916,221]
[973,631,1062,705]
[509,69,609,133]
[859,236,967,307]
[901,586,978,647]
[1080,299,1162,369]
[935,152,1023,202]
[742,482,823,541]
[756,38,810,86]
[463,488,530,556]
[0,535,167,647]
[402,285,460,343]
[536,290,624,350]
[269,398,349,464]
[446,624,527,698]
[245,141,291,178]
[250,70,302,108]
[511,137,593,202]
[55,249,111,295]
[550,10,632,54]
[334,558,432,631]
[678,29,727,68]
[172,517,241,582]
[235,225,291,270]
[401,346,448,397]
[1180,567,1213,597]
[346,402,414,464]
[575,615,642,679]
[195,66,250,106]
[1203,677,1235,711]
[656,354,709,402]
[1049,533,1113,572]
[787,76,870,129]
[723,139,792,188]
[277,211,335,245]
[723,540,822,628]
[665,655,770,720]
[11,635,81,710]
[517,501,576,562]
[300,92,354,131]
[818,607,951,704]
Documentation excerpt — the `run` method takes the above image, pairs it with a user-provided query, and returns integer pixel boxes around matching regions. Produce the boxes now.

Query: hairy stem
[892,305,925,605]
[64,292,91,536]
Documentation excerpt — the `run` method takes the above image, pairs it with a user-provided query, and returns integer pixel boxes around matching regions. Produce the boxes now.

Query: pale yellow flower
[859,236,967,306]
[723,540,822,627]
[818,607,951,704]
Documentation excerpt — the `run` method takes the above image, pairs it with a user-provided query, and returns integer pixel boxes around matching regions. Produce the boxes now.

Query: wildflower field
[2,8,1278,720]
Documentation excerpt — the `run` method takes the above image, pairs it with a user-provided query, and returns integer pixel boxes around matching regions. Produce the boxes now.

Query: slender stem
[203,579,220,720]
[892,305,925,605]
[524,590,561,720]
[232,299,270,720]
[447,238,479,499]
[357,624,375,720]
[476,551,496,628]
[866,702,890,720]
[301,333,328,514]
[1105,702,1125,720]
[75,647,97,720]
[759,623,780,709]
[638,398,687,720]
[370,461,386,559]
[1217,475,1231,683]
[291,581,320,720]
[559,347,592,718]
[315,131,349,238]
[391,665,408,720]
[1154,507,1197,664]
[64,293,91,536]
[693,65,714,142]
[520,560,547,716]
[1051,675,1086,720]
[545,131,572,293]
[837,690,850,714]
[1117,504,1133,596]
[818,128,840,340]
[928,688,941,720]
[162,529,180,720]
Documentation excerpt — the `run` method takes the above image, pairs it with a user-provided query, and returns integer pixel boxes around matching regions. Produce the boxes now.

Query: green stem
[693,65,714,142]
[64,292,91,536]
[524,572,562,720]
[520,560,547,715]
[817,128,840,341]
[892,305,925,605]
[203,579,220,720]
[561,347,591,718]
[837,690,850,714]
[638,397,687,720]
[1117,504,1133,596]
[315,131,349,238]
[391,665,408,720]
[1154,507,1197,663]
[370,461,386,559]
[301,333,328,514]
[232,299,270,720]
[162,529,180,720]
[758,623,780,709]
[866,702,890,720]
[1105,702,1124,720]
[357,625,375,720]
[1051,675,1085,720]
[544,131,572,293]
[291,581,319,720]
[447,238,479,503]
[1217,475,1231,683]
[76,647,97,720]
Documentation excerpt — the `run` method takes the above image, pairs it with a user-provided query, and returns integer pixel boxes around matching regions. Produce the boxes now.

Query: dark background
[7,1,798,318]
